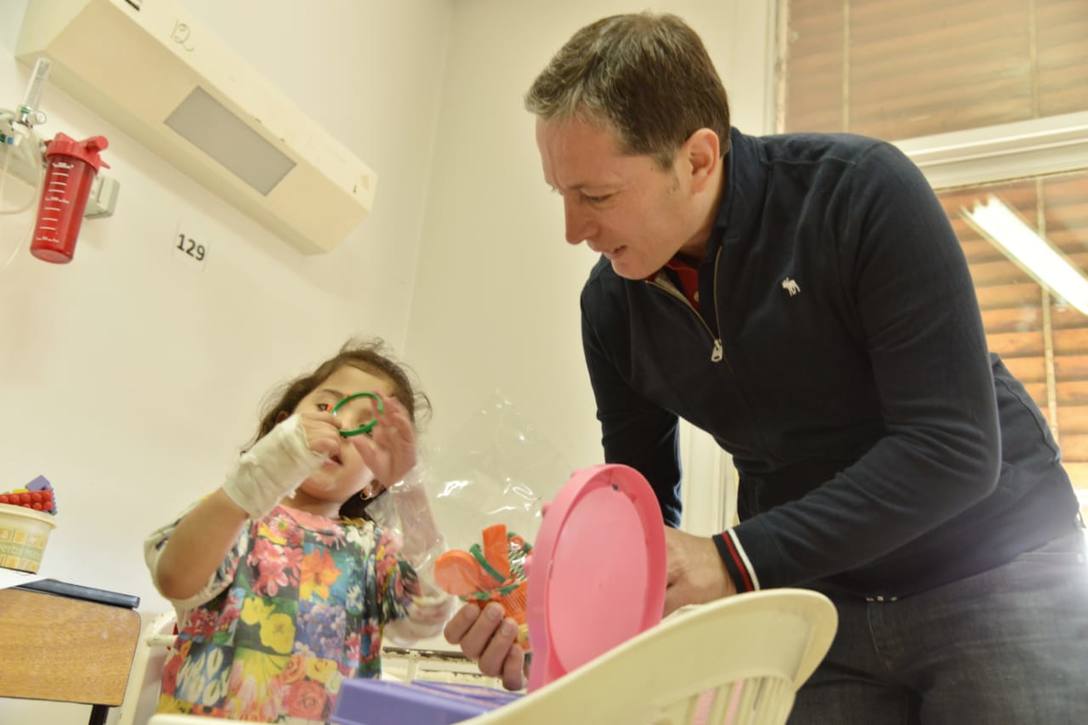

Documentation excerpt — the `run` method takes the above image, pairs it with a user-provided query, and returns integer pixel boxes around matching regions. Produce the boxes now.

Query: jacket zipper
[648,247,726,363]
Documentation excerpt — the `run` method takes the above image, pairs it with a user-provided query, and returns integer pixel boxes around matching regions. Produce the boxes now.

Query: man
[445,12,1087,720]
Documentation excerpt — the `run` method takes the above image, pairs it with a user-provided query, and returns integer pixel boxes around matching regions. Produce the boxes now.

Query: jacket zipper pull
[711,339,724,363]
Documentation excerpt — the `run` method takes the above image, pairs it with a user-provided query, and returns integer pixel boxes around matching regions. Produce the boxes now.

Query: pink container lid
[525,464,666,691]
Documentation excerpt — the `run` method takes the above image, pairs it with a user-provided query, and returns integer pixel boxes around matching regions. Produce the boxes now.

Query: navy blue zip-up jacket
[581,128,1081,598]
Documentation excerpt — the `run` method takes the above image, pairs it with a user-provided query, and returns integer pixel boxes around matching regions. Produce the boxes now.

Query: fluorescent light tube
[962,195,1088,314]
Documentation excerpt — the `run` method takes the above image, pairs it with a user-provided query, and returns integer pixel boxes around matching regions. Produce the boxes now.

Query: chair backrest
[466,589,837,725]
[114,611,177,725]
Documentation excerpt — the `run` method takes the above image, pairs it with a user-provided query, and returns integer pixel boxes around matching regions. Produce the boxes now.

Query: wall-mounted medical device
[17,0,378,254]
[2,57,118,265]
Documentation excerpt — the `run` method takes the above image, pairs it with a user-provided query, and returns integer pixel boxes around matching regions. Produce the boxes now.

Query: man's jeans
[789,530,1088,724]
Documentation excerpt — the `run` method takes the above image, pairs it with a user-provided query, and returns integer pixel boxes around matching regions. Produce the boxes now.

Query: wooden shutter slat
[987,330,1045,357]
[1058,380,1088,405]
[981,306,1043,333]
[975,283,1044,310]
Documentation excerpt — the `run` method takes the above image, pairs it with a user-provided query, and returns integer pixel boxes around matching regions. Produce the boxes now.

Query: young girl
[145,340,451,723]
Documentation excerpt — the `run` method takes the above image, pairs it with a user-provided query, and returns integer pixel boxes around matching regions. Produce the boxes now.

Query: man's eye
[317,402,330,412]
[584,193,613,204]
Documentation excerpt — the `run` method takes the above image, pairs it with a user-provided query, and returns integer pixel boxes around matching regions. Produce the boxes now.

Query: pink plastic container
[331,464,667,725]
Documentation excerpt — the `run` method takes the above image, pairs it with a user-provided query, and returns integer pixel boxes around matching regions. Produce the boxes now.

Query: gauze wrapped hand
[222,414,327,518]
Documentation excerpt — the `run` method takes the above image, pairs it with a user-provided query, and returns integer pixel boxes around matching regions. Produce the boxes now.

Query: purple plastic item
[331,679,520,725]
[25,475,52,491]
[411,680,522,705]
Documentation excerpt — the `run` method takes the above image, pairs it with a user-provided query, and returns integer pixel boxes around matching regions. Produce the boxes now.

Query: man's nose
[564,200,594,245]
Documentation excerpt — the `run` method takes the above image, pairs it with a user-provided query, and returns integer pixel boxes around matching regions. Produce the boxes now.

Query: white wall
[0,1,774,721]
[0,1,451,723]
[404,0,775,519]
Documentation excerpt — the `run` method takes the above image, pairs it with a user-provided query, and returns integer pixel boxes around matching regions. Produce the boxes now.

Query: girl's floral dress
[144,505,421,723]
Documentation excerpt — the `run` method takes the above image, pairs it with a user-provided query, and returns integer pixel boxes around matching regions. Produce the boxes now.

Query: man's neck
[676,156,726,262]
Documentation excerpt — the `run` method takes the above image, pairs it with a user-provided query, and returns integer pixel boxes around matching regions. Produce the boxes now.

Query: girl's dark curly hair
[247,338,430,520]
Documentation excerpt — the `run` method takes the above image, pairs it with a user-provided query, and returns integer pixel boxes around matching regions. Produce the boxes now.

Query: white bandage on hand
[221,414,327,518]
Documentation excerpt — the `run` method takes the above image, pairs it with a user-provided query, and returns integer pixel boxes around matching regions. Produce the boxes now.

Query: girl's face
[294,365,398,504]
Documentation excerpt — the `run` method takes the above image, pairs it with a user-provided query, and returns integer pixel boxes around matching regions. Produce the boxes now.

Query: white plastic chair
[114,611,177,725]
[465,588,837,725]
[148,589,836,725]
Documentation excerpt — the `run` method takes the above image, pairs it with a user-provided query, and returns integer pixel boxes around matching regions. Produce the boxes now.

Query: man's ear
[682,128,721,193]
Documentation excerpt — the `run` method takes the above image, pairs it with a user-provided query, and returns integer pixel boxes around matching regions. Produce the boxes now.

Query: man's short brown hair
[526,12,731,168]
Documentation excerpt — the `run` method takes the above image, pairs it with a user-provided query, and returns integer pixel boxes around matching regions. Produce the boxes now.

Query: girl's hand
[350,396,417,492]
[221,413,328,518]
[296,410,343,458]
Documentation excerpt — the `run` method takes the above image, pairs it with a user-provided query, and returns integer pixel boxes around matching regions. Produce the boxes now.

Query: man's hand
[444,602,526,690]
[664,527,737,615]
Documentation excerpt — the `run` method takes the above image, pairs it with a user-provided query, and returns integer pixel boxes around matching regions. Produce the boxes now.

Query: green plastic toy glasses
[332,392,384,437]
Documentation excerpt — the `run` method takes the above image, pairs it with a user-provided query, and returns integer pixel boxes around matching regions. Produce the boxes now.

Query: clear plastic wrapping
[386,394,572,644]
